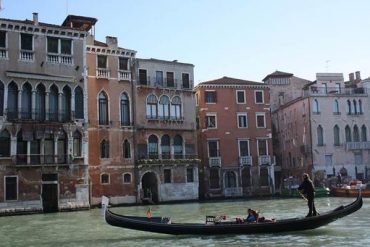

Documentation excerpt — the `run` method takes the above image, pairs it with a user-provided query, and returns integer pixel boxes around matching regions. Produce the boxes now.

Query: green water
[0,197,368,247]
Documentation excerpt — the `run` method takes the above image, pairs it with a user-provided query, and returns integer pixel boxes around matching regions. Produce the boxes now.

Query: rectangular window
[47,37,59,53]
[166,72,174,87]
[139,69,147,85]
[5,176,18,201]
[257,139,267,156]
[187,168,194,182]
[0,31,5,48]
[325,154,333,166]
[119,57,129,70]
[182,73,190,89]
[255,90,264,104]
[97,55,107,68]
[236,90,245,104]
[60,39,72,54]
[237,113,247,128]
[156,71,163,85]
[208,140,219,157]
[239,140,250,156]
[256,113,266,128]
[21,33,33,50]
[164,169,171,183]
[206,114,216,128]
[205,91,217,103]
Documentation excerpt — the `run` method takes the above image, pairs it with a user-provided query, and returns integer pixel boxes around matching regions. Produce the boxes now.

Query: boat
[331,183,370,197]
[102,195,363,235]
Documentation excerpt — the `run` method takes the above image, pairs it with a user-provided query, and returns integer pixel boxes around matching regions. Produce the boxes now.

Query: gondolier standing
[298,173,318,217]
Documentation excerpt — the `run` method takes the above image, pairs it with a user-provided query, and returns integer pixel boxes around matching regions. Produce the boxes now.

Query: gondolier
[298,173,318,217]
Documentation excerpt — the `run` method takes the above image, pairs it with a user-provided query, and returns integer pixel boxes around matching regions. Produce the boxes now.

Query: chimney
[349,73,354,82]
[355,71,361,81]
[106,36,118,48]
[33,12,39,26]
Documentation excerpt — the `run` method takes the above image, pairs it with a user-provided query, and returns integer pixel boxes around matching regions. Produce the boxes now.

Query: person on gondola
[298,173,318,217]
[246,208,259,222]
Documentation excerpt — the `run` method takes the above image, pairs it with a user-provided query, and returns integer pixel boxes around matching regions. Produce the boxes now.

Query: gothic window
[74,86,84,119]
[334,125,340,146]
[49,85,59,121]
[171,96,182,119]
[159,95,170,119]
[317,125,324,146]
[98,91,109,125]
[35,84,46,121]
[0,129,10,157]
[100,139,110,158]
[73,131,82,157]
[345,125,351,142]
[7,82,18,120]
[148,135,158,159]
[174,135,183,159]
[120,93,130,126]
[146,94,158,119]
[21,83,32,119]
[161,135,170,159]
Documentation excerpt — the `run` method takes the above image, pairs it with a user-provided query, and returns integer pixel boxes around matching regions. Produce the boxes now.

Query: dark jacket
[298,179,315,198]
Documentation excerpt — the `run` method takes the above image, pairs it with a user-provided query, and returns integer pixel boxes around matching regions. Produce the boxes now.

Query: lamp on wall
[40,61,44,67]
[75,65,80,71]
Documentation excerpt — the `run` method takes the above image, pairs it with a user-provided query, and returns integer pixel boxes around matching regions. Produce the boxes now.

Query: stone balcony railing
[19,50,34,61]
[209,157,221,167]
[239,156,252,166]
[346,142,370,150]
[118,70,131,81]
[258,155,272,166]
[96,68,110,79]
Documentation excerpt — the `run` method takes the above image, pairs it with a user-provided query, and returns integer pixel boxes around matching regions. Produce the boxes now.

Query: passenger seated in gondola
[245,208,259,223]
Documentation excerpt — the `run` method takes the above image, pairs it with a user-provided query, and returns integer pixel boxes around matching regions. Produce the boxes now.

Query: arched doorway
[141,172,159,204]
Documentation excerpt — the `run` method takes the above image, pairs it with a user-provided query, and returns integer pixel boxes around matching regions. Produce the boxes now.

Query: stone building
[133,58,199,203]
[0,14,93,213]
[195,77,275,198]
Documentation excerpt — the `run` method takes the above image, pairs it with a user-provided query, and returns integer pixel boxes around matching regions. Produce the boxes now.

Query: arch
[100,139,109,158]
[361,125,367,142]
[317,125,324,146]
[171,96,182,119]
[73,130,82,157]
[123,139,131,159]
[0,129,10,157]
[161,134,171,159]
[333,125,340,146]
[333,99,339,114]
[74,86,84,119]
[120,92,130,126]
[159,95,170,119]
[21,82,32,119]
[0,81,4,116]
[359,99,363,114]
[148,134,159,159]
[57,130,67,163]
[345,125,351,142]
[224,171,237,188]
[49,84,59,121]
[61,86,71,122]
[7,81,18,120]
[98,91,109,125]
[313,99,319,113]
[141,171,159,203]
[35,84,46,121]
[346,100,351,114]
[353,125,360,142]
[146,94,158,119]
[174,134,183,159]
[353,100,357,114]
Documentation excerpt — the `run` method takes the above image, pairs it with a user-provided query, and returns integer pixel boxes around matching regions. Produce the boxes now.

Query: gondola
[102,195,363,235]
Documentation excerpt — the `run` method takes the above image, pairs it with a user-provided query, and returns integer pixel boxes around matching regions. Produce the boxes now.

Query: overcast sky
[1,0,370,84]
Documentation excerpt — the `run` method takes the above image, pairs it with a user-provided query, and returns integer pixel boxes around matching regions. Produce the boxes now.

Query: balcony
[181,80,193,90]
[304,86,367,97]
[136,154,200,165]
[6,108,73,123]
[258,155,271,166]
[239,156,252,166]
[118,70,131,81]
[47,54,73,65]
[0,48,8,59]
[96,68,110,79]
[19,50,34,61]
[346,142,370,150]
[209,157,221,167]
[14,154,72,166]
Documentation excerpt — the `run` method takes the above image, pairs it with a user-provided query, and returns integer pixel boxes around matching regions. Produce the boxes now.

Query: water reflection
[0,197,368,247]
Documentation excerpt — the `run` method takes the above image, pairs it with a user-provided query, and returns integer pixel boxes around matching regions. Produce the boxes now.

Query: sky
[1,0,370,84]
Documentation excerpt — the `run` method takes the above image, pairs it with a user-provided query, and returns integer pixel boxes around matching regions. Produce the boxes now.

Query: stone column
[17,90,22,119]
[31,90,36,120]
[45,92,49,121]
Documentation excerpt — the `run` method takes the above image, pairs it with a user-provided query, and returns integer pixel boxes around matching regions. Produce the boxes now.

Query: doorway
[42,174,58,213]
[141,172,159,203]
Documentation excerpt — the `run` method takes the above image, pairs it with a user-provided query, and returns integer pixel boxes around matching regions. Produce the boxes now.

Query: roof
[199,76,262,86]
[61,15,97,31]
[262,70,294,82]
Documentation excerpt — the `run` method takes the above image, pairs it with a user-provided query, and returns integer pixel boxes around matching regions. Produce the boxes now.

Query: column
[17,90,22,119]
[45,92,49,121]
[31,90,36,120]
[58,92,63,122]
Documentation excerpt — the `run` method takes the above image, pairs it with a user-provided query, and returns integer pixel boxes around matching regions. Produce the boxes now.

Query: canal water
[0,197,369,247]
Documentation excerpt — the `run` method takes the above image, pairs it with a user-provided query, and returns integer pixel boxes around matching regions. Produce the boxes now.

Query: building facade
[0,14,93,213]
[86,35,137,206]
[195,77,275,198]
[133,58,199,203]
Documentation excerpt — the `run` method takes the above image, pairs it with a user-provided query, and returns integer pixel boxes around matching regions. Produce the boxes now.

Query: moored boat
[331,184,370,197]
[102,195,363,235]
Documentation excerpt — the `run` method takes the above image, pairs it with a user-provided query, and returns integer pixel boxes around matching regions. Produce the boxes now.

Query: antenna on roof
[325,60,330,72]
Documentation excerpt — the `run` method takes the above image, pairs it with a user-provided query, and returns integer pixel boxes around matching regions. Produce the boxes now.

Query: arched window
[359,100,363,114]
[7,82,18,120]
[361,125,367,141]
[159,95,170,119]
[73,131,82,157]
[35,84,46,121]
[171,96,182,119]
[148,135,158,159]
[74,86,84,119]
[62,86,71,122]
[317,125,324,146]
[0,129,10,157]
[313,99,319,113]
[161,135,171,159]
[98,91,109,125]
[353,125,360,142]
[0,81,4,116]
[101,173,110,184]
[174,135,183,159]
[146,94,158,119]
[346,100,351,114]
[333,100,339,114]
[21,83,32,119]
[57,130,67,163]
[353,100,357,114]
[333,125,340,146]
[225,171,237,188]
[49,85,59,121]
[345,125,351,142]
[123,173,131,184]
[100,139,109,158]
[123,139,131,158]
[120,93,130,126]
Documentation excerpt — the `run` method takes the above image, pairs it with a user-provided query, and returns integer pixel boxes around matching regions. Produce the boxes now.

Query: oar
[298,190,308,201]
